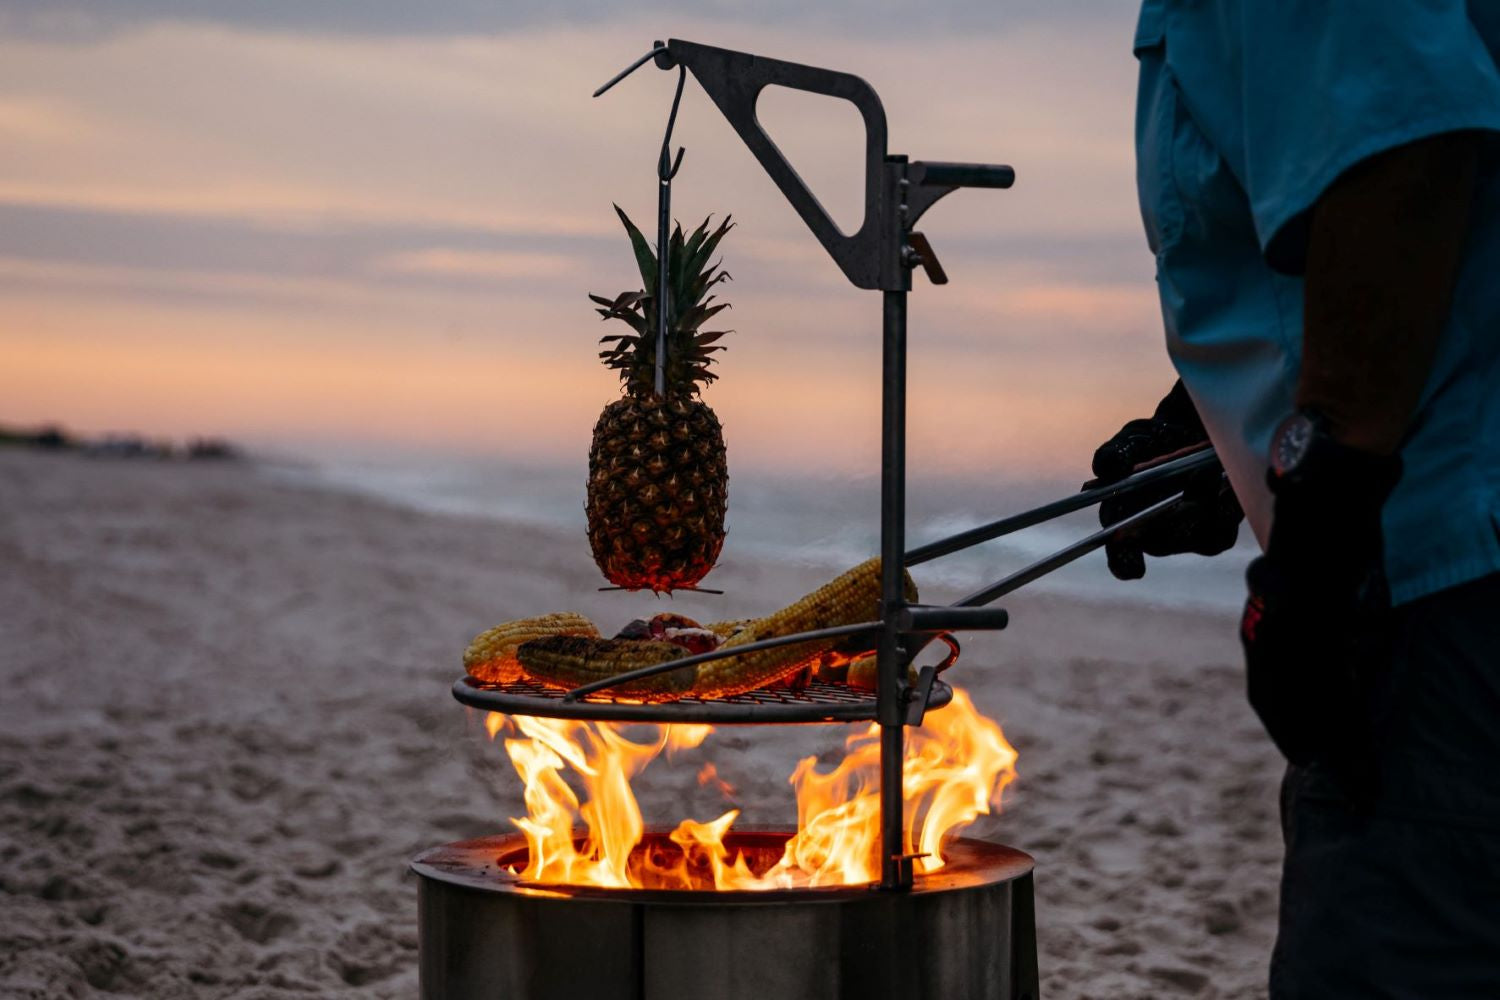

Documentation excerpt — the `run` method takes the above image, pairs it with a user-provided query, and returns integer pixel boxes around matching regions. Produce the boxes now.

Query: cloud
[0,18,1143,247]
[0,97,95,143]
[375,248,580,281]
[0,11,1169,470]
[0,0,1137,42]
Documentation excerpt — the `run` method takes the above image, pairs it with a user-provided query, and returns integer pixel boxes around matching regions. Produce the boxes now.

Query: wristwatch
[1267,408,1401,498]
[1270,411,1324,482]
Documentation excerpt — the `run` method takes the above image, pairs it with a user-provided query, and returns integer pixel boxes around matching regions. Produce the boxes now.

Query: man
[1092,3,1500,995]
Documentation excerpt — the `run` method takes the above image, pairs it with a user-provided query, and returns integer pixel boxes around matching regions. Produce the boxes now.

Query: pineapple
[585,206,735,593]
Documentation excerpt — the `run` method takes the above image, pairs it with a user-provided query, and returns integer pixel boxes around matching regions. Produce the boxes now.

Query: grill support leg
[878,288,912,891]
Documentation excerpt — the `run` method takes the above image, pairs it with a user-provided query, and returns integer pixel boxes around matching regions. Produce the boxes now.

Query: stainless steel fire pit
[413,831,1038,1000]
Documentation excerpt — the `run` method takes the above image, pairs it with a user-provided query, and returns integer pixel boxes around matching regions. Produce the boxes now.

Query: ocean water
[269,454,1255,613]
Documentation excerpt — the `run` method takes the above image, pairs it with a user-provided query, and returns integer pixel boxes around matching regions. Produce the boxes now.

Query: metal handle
[914,162,1016,189]
[897,606,1009,632]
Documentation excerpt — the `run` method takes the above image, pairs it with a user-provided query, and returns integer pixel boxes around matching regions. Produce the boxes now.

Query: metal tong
[563,444,1223,706]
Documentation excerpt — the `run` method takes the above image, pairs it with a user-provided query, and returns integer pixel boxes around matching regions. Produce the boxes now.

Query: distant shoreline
[0,420,241,461]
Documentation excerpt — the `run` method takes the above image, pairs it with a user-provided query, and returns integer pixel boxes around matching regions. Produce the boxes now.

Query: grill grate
[453,675,953,725]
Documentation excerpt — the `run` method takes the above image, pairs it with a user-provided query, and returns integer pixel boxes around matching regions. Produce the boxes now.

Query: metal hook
[591,42,687,179]
[592,41,689,398]
[657,63,688,181]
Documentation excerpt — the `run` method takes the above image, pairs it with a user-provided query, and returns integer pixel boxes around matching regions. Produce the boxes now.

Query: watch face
[1272,413,1315,477]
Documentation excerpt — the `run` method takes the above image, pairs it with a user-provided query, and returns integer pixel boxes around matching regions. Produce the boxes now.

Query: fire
[483,687,1016,890]
[696,761,737,799]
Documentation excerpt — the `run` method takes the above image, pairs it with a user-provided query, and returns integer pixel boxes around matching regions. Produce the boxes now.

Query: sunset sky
[0,0,1172,480]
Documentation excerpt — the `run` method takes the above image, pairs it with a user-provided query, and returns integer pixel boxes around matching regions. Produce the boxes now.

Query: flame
[696,762,737,799]
[483,686,1016,891]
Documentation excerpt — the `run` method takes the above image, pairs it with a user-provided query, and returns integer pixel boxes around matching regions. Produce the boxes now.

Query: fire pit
[413,831,1038,1000]
[416,35,1229,1000]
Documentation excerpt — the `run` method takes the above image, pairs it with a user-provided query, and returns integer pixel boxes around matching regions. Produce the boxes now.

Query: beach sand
[0,450,1282,998]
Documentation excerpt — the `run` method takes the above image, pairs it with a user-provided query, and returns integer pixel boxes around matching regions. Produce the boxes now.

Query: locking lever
[904,232,948,285]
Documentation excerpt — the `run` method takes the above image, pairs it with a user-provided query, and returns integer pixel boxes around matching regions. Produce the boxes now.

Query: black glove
[1240,415,1402,806]
[1090,380,1243,580]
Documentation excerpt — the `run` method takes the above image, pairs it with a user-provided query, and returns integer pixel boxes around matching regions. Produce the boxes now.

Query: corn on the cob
[516,636,697,701]
[706,619,755,640]
[845,653,919,691]
[464,613,600,685]
[693,557,917,699]
[470,559,917,702]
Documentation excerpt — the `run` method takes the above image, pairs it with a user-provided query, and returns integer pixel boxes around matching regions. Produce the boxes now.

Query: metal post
[654,169,671,397]
[878,288,911,890]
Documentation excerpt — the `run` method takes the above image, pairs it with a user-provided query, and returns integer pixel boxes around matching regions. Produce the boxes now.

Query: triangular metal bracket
[666,38,903,290]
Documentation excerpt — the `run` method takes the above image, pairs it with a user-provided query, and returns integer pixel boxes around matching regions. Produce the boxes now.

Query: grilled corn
[464,613,599,685]
[694,557,916,699]
[469,559,918,701]
[516,635,697,701]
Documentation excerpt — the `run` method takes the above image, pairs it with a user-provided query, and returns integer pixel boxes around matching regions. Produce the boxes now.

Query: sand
[0,450,1283,999]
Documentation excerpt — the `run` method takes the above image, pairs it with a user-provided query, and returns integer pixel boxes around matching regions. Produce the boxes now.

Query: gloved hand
[1240,420,1402,806]
[1090,380,1243,580]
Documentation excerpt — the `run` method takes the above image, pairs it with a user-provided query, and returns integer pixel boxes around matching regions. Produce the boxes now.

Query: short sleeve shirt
[1134,0,1500,605]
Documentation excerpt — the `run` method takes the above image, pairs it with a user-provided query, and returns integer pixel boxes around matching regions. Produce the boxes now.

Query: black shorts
[1271,572,1500,999]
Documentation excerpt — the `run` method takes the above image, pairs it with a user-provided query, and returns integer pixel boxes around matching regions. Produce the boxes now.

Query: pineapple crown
[590,205,734,398]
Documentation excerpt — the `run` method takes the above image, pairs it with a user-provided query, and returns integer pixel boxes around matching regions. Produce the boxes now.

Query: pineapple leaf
[596,209,736,396]
[675,218,712,289]
[613,204,657,291]
[606,290,646,311]
[667,222,687,297]
[600,307,645,334]
[680,220,710,275]
[684,268,731,314]
[684,217,734,287]
[672,217,732,316]
[678,301,730,331]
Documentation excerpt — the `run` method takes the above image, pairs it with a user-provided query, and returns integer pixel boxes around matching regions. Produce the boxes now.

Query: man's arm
[1242,131,1481,782]
[1298,132,1480,454]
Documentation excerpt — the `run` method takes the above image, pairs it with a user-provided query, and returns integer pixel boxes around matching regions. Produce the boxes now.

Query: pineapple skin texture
[586,394,727,592]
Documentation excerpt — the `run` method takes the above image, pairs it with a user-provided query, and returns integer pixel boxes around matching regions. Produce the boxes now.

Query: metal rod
[878,288,911,891]
[560,621,882,701]
[904,445,1219,566]
[653,65,687,398]
[655,177,670,397]
[591,44,668,98]
[953,489,1187,608]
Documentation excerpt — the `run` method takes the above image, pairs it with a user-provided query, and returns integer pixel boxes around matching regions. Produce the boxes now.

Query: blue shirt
[1134,0,1500,605]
